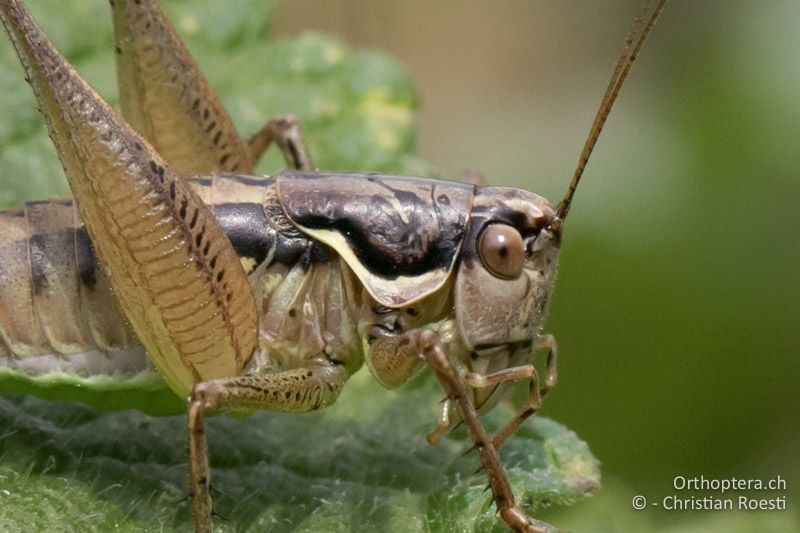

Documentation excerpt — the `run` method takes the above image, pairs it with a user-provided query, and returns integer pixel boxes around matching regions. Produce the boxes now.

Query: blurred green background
[0,1,798,531]
[276,1,800,531]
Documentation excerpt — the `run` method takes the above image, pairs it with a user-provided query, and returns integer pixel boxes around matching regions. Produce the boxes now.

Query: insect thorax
[244,176,456,379]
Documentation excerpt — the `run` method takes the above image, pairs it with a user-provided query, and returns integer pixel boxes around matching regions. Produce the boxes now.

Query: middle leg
[248,115,315,171]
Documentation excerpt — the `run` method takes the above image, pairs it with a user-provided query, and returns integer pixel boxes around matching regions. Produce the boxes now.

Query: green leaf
[0,1,599,531]
[0,377,598,532]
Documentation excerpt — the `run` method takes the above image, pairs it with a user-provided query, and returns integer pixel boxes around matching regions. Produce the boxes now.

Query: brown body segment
[0,0,258,397]
[0,175,278,378]
[0,207,47,356]
[25,199,92,353]
[0,199,126,358]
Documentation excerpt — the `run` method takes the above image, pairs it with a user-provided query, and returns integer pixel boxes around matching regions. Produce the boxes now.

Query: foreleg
[412,330,545,533]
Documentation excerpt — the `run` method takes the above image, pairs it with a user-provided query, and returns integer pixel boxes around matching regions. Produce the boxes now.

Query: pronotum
[0,0,666,531]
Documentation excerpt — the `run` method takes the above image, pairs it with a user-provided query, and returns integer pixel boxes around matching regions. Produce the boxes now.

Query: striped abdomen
[0,174,280,378]
[0,198,135,360]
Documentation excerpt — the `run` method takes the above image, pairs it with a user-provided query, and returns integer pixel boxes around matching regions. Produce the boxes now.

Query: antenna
[556,0,668,220]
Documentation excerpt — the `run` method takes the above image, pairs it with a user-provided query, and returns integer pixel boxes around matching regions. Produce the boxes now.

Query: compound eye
[478,224,524,280]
